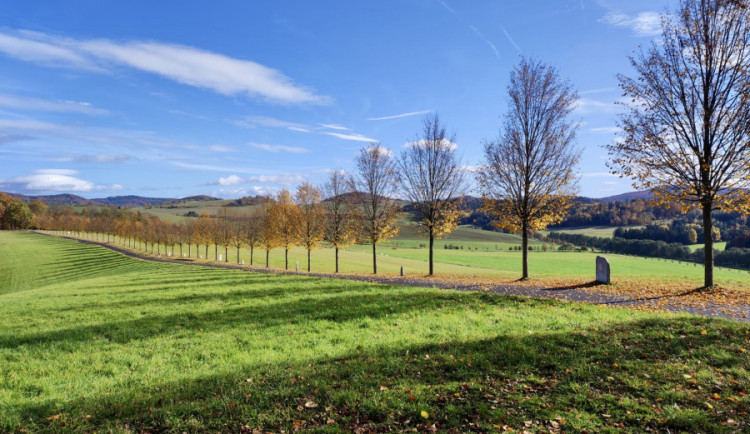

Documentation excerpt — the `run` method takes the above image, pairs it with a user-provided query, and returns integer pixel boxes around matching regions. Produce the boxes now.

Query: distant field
[2,231,749,432]
[546,225,645,238]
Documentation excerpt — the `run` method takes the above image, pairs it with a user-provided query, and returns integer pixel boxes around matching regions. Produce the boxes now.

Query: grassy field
[1,231,749,432]
[65,223,750,287]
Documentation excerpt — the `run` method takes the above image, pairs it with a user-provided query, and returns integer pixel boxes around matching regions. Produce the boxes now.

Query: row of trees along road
[16,0,750,286]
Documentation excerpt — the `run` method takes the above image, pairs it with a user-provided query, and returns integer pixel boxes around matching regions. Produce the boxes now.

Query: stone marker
[241,260,245,265]
[218,254,223,261]
[295,261,299,272]
[596,256,610,284]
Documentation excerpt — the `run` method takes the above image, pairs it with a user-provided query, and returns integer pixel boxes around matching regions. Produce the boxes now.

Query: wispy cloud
[580,87,618,95]
[319,123,349,131]
[322,131,378,143]
[210,173,304,186]
[589,126,622,134]
[208,145,235,153]
[0,133,32,144]
[600,12,662,37]
[0,30,329,105]
[235,115,310,132]
[249,142,308,153]
[59,154,132,163]
[366,110,432,121]
[470,25,500,58]
[0,93,109,115]
[501,27,522,54]
[172,162,260,174]
[0,168,122,192]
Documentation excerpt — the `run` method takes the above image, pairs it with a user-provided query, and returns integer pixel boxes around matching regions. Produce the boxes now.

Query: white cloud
[367,110,432,121]
[319,123,349,131]
[0,32,100,70]
[589,126,623,134]
[0,168,120,192]
[249,142,308,153]
[236,115,310,132]
[208,145,235,153]
[601,12,662,37]
[365,145,393,158]
[172,162,260,174]
[218,174,244,186]
[404,138,458,151]
[322,131,378,143]
[210,173,304,186]
[64,154,131,163]
[0,133,32,144]
[0,30,329,105]
[0,94,109,115]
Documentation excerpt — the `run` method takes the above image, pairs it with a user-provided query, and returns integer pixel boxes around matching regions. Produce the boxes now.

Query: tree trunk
[180,244,183,257]
[429,230,434,276]
[266,250,270,268]
[188,244,191,258]
[521,220,529,280]
[225,246,228,262]
[214,244,217,261]
[702,202,714,288]
[250,246,254,265]
[237,246,240,264]
[285,248,289,270]
[335,247,339,273]
[372,243,377,274]
[307,249,311,272]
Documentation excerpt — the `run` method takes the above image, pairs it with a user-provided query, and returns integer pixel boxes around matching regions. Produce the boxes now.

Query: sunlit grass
[1,231,749,432]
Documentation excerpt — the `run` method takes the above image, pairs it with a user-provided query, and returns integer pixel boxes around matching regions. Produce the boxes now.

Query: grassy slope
[1,231,750,432]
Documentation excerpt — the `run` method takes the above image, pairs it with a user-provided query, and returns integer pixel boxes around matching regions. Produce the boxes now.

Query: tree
[352,144,400,274]
[28,199,48,218]
[607,0,750,287]
[194,211,214,259]
[268,190,301,270]
[296,182,326,272]
[243,205,266,265]
[478,57,580,280]
[321,170,359,273]
[398,114,465,276]
[260,199,281,267]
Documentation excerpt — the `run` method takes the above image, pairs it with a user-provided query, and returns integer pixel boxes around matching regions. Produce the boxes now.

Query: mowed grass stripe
[1,231,749,432]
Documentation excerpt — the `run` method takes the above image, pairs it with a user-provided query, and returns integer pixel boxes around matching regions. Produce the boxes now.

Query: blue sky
[0,0,673,199]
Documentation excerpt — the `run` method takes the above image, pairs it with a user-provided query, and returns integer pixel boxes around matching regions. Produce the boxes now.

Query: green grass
[546,225,646,238]
[1,231,750,432]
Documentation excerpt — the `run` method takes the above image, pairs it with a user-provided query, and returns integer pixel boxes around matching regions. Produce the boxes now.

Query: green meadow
[1,231,749,432]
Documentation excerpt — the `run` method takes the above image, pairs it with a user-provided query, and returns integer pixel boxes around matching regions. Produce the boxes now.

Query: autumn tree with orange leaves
[478,57,581,280]
[607,0,750,288]
[296,182,326,272]
[268,189,302,270]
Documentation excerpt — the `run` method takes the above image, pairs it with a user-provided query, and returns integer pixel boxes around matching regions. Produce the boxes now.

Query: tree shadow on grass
[0,286,475,351]
[8,316,748,433]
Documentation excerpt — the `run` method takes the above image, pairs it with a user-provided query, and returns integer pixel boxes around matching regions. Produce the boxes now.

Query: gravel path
[49,233,750,322]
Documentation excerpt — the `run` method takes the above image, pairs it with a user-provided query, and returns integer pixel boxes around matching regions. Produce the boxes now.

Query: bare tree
[478,57,580,280]
[352,144,400,274]
[398,114,465,276]
[321,170,359,273]
[607,0,750,288]
[296,182,326,272]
